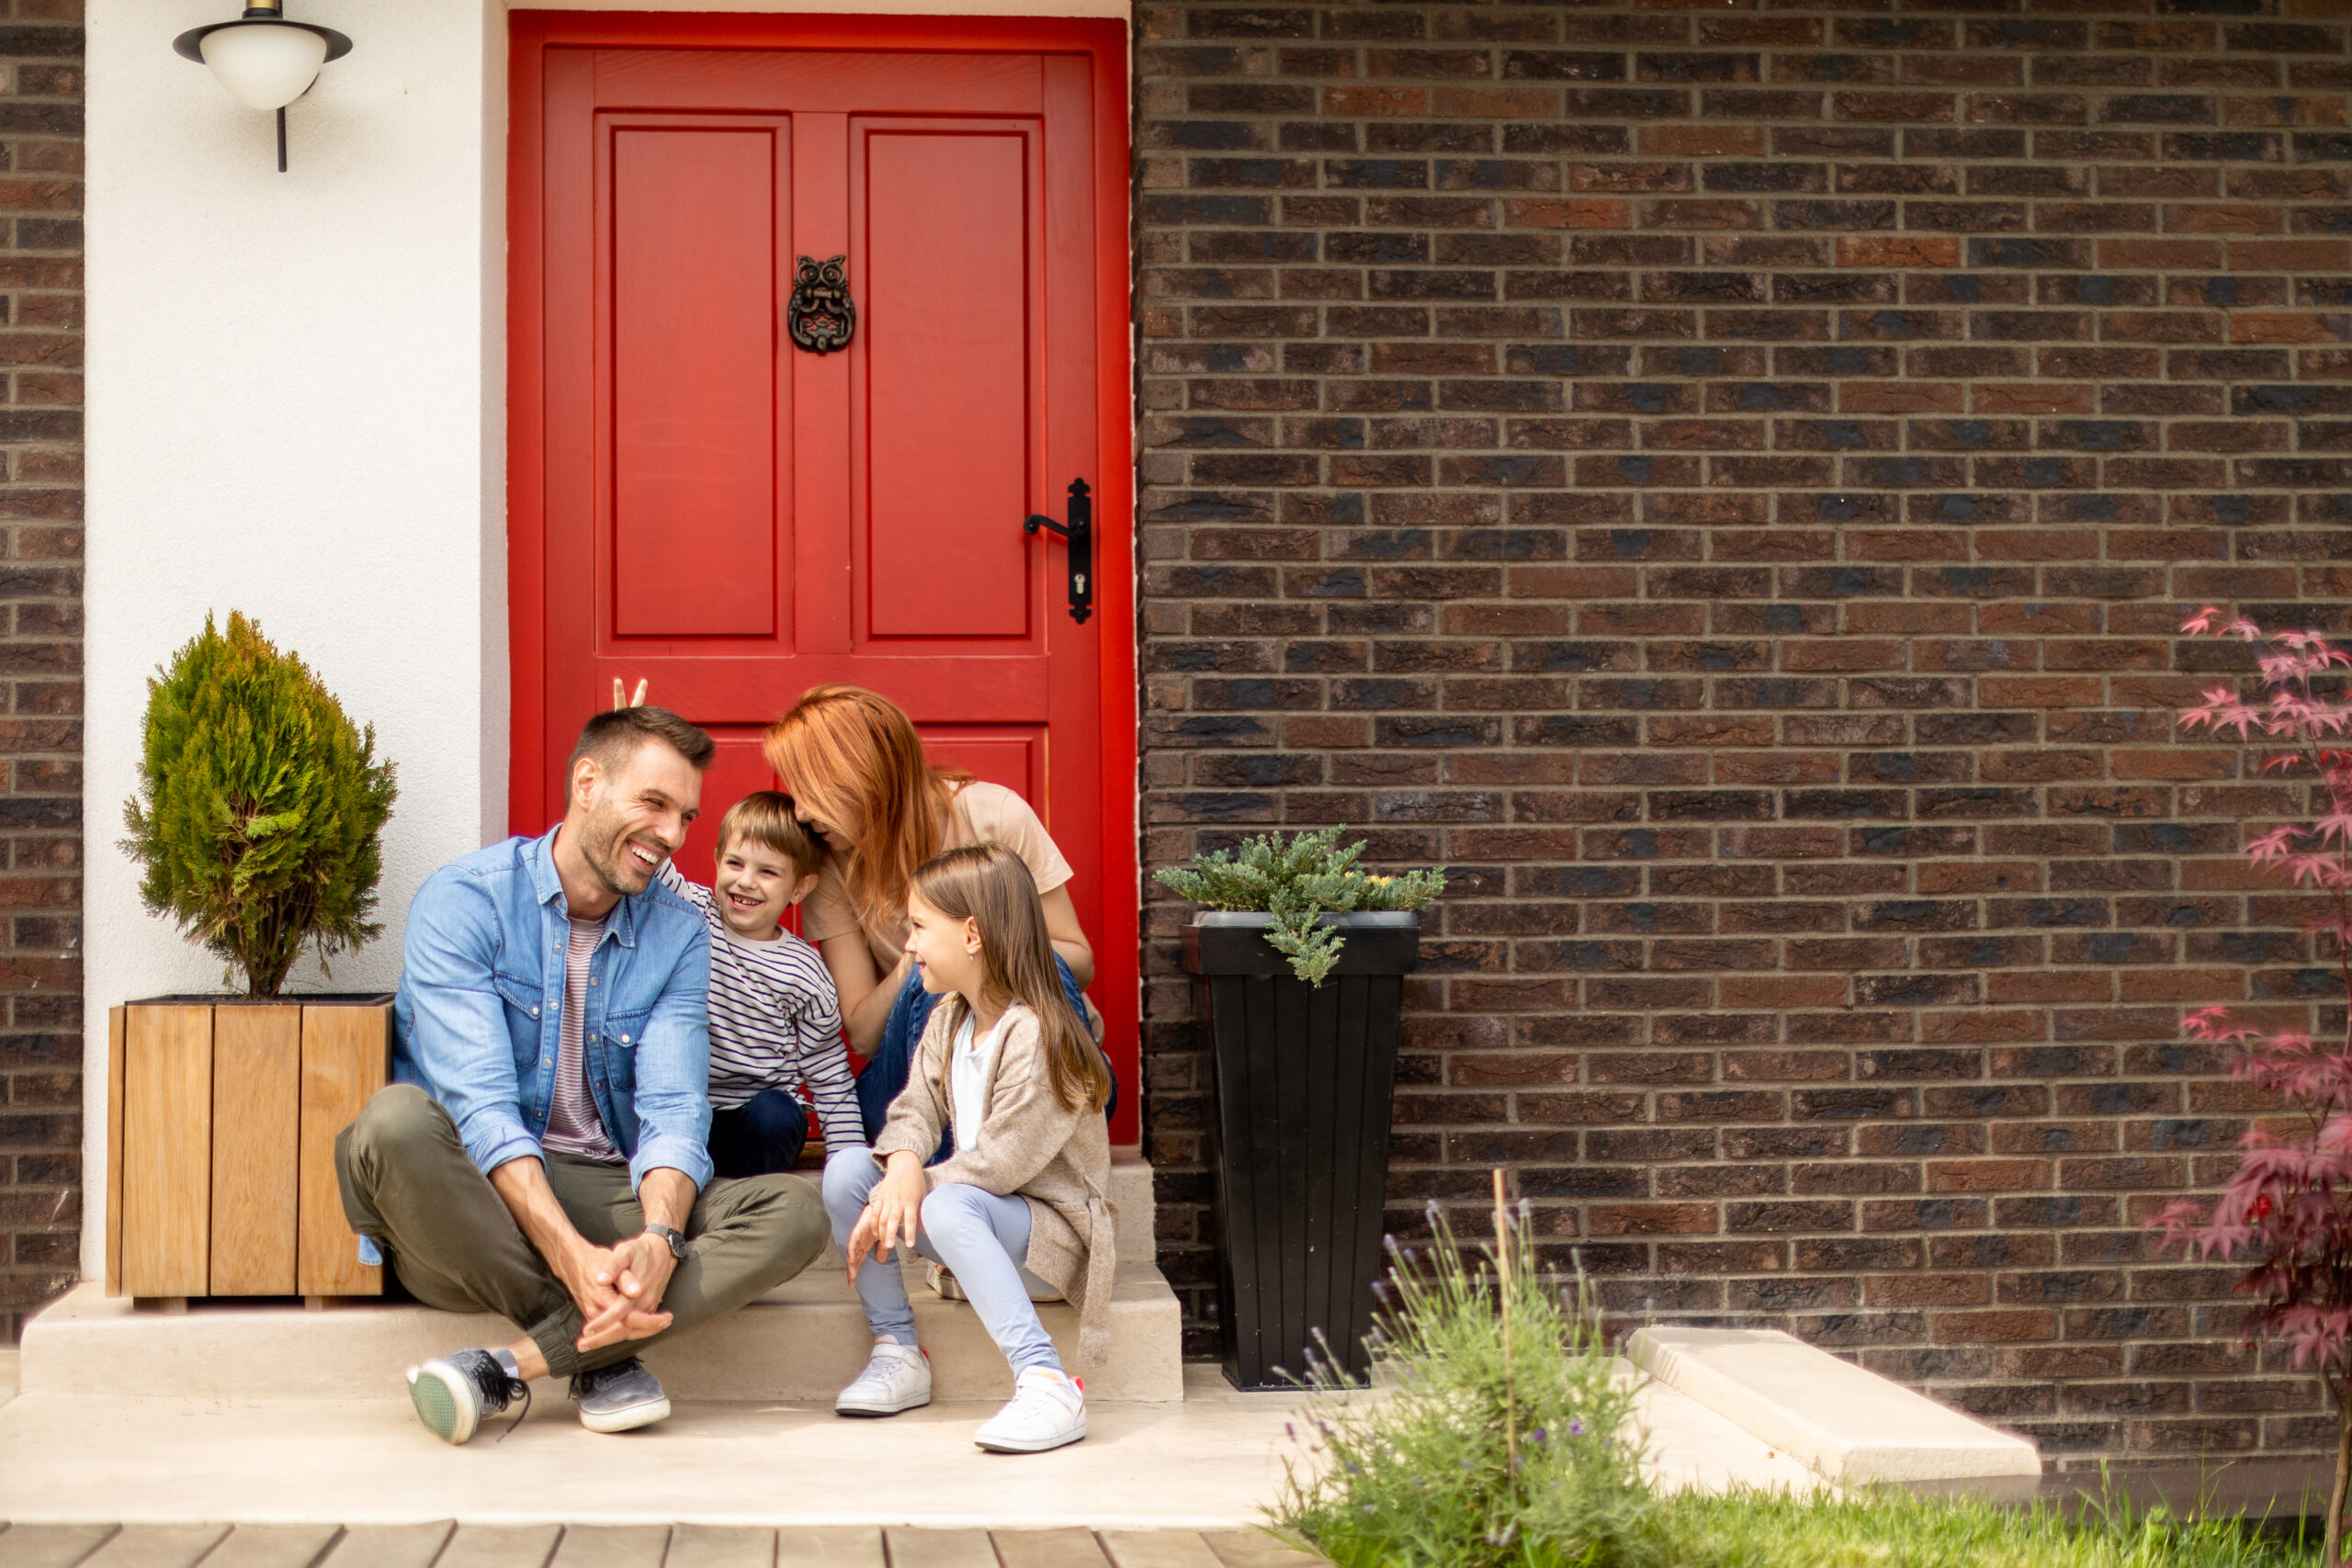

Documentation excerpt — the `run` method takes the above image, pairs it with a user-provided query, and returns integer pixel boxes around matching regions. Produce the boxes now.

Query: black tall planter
[1184,910,1419,1390]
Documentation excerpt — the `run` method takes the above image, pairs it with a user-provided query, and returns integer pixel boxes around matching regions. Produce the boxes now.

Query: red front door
[510,14,1136,1141]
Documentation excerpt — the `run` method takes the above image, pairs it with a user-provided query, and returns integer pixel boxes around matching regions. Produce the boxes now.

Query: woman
[764,684,1102,1141]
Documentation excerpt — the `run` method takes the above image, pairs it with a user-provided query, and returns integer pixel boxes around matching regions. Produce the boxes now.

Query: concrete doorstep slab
[1627,1325,2040,1488]
[0,1369,1297,1529]
[0,1356,1835,1527]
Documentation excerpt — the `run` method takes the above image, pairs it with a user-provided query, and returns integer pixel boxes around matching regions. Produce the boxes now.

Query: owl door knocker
[787,254,856,354]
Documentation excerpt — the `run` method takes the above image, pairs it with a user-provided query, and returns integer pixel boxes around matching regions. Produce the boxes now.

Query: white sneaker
[974,1367,1086,1453]
[834,1341,932,1417]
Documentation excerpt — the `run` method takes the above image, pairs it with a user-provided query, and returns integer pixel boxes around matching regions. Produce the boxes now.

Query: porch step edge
[1626,1325,2040,1485]
[24,1258,1183,1404]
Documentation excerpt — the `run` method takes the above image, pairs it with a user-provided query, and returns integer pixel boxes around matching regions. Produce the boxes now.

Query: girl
[820,843,1116,1454]
[764,685,1105,1142]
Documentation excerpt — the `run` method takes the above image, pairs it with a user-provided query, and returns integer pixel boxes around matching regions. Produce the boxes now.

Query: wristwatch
[643,1223,688,1261]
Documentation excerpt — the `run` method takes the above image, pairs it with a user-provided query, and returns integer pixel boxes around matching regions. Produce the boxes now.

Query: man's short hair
[569,706,717,779]
[717,791,824,880]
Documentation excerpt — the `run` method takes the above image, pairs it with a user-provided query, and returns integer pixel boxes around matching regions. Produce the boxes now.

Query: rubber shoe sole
[975,1408,1087,1454]
[835,1382,932,1417]
[406,1363,481,1446]
[578,1389,672,1434]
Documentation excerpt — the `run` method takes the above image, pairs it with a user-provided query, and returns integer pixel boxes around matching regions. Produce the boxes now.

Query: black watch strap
[644,1222,688,1260]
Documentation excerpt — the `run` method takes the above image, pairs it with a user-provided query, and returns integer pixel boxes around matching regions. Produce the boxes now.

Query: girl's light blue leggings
[820,1146,1065,1377]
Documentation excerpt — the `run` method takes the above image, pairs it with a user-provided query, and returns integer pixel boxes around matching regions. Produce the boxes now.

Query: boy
[659,792,864,1175]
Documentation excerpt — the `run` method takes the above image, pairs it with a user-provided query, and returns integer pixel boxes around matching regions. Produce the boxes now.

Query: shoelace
[471,1356,532,1443]
[1013,1377,1079,1416]
[858,1349,917,1392]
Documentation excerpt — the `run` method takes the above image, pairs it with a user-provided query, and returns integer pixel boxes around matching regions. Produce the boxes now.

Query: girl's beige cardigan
[870,1000,1119,1366]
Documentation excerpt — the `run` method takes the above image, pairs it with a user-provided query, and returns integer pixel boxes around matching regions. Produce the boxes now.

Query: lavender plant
[1274,1202,1648,1568]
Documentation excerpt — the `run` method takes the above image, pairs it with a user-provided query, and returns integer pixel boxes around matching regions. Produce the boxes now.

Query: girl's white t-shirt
[950,1011,1007,1154]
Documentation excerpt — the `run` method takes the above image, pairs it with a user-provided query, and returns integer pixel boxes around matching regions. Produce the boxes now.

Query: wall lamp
[173,3,353,174]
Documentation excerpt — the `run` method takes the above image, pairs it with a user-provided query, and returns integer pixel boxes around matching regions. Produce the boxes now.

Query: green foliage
[120,612,399,997]
[1154,825,1445,985]
[1277,1204,1650,1568]
[1274,1200,2322,1568]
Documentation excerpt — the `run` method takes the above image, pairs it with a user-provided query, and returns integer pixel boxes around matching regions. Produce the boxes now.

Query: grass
[1641,1487,2321,1568]
[1272,1201,2327,1568]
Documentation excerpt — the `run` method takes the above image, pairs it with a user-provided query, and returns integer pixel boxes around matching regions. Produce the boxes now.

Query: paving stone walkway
[0,1527,1322,1568]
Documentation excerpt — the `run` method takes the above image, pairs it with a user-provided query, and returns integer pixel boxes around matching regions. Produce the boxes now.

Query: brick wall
[1133,0,2352,1468]
[0,0,79,1343]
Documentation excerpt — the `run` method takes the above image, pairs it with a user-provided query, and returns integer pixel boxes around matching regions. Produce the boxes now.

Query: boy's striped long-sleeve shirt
[658,862,865,1150]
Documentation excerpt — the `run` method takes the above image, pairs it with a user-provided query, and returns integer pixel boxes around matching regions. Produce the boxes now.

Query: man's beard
[582,806,654,898]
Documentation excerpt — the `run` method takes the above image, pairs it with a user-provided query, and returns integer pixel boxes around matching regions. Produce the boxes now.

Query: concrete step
[25,1150,1180,1405]
[0,1373,1295,1527]
[1628,1325,2040,1486]
[26,1254,1182,1404]
[1108,1147,1155,1264]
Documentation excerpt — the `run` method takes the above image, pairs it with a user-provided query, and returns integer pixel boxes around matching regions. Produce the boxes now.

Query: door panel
[514,17,1136,1142]
[922,727,1043,805]
[862,127,1034,641]
[611,124,784,640]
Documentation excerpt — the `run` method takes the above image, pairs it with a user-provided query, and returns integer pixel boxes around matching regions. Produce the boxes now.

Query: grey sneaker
[570,1356,672,1434]
[406,1348,529,1445]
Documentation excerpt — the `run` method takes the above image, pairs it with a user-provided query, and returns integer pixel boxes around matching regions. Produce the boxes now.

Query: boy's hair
[913,843,1107,1114]
[717,791,825,879]
[570,705,716,777]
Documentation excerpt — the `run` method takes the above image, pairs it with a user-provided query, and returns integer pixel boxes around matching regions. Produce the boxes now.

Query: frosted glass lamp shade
[172,11,354,121]
[198,23,328,111]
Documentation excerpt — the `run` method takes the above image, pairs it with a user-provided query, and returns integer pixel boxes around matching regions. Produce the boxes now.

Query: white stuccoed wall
[84,0,509,1278]
[79,0,1129,1280]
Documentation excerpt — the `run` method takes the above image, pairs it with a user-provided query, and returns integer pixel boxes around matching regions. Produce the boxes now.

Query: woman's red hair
[763,685,969,935]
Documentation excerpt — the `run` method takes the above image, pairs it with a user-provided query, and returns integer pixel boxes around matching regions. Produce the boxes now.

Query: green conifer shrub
[1155,825,1446,985]
[120,612,399,997]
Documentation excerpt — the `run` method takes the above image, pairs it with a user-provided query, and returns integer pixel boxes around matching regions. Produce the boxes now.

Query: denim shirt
[391,827,716,1193]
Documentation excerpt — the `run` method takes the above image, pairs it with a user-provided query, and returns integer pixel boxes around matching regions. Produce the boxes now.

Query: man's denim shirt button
[530,1005,540,1016]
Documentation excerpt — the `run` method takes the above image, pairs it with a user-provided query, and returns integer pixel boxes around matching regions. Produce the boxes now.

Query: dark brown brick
[1146,0,2342,1473]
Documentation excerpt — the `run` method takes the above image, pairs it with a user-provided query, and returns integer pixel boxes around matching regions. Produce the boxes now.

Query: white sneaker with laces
[834,1341,932,1417]
[973,1367,1087,1453]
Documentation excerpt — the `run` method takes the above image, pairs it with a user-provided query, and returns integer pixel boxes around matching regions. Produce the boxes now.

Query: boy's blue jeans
[853,954,1114,1145]
[708,1089,808,1179]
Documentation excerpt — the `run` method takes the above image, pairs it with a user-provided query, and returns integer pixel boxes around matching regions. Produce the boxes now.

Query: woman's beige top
[801,780,1074,970]
[872,999,1117,1365]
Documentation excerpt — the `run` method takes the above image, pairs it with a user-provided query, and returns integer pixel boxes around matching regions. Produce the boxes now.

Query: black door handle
[1023,478,1093,625]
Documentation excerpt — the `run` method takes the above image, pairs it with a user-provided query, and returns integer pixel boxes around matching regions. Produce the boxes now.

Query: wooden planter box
[105,994,393,1301]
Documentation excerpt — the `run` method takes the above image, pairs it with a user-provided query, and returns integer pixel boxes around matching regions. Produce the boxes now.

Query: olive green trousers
[335,1082,827,1377]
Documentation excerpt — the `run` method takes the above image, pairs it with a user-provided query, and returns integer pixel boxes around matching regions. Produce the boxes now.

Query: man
[335,706,829,1443]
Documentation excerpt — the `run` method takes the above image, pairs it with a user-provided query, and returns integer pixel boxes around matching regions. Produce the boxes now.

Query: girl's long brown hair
[915,843,1108,1115]
[763,684,970,935]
